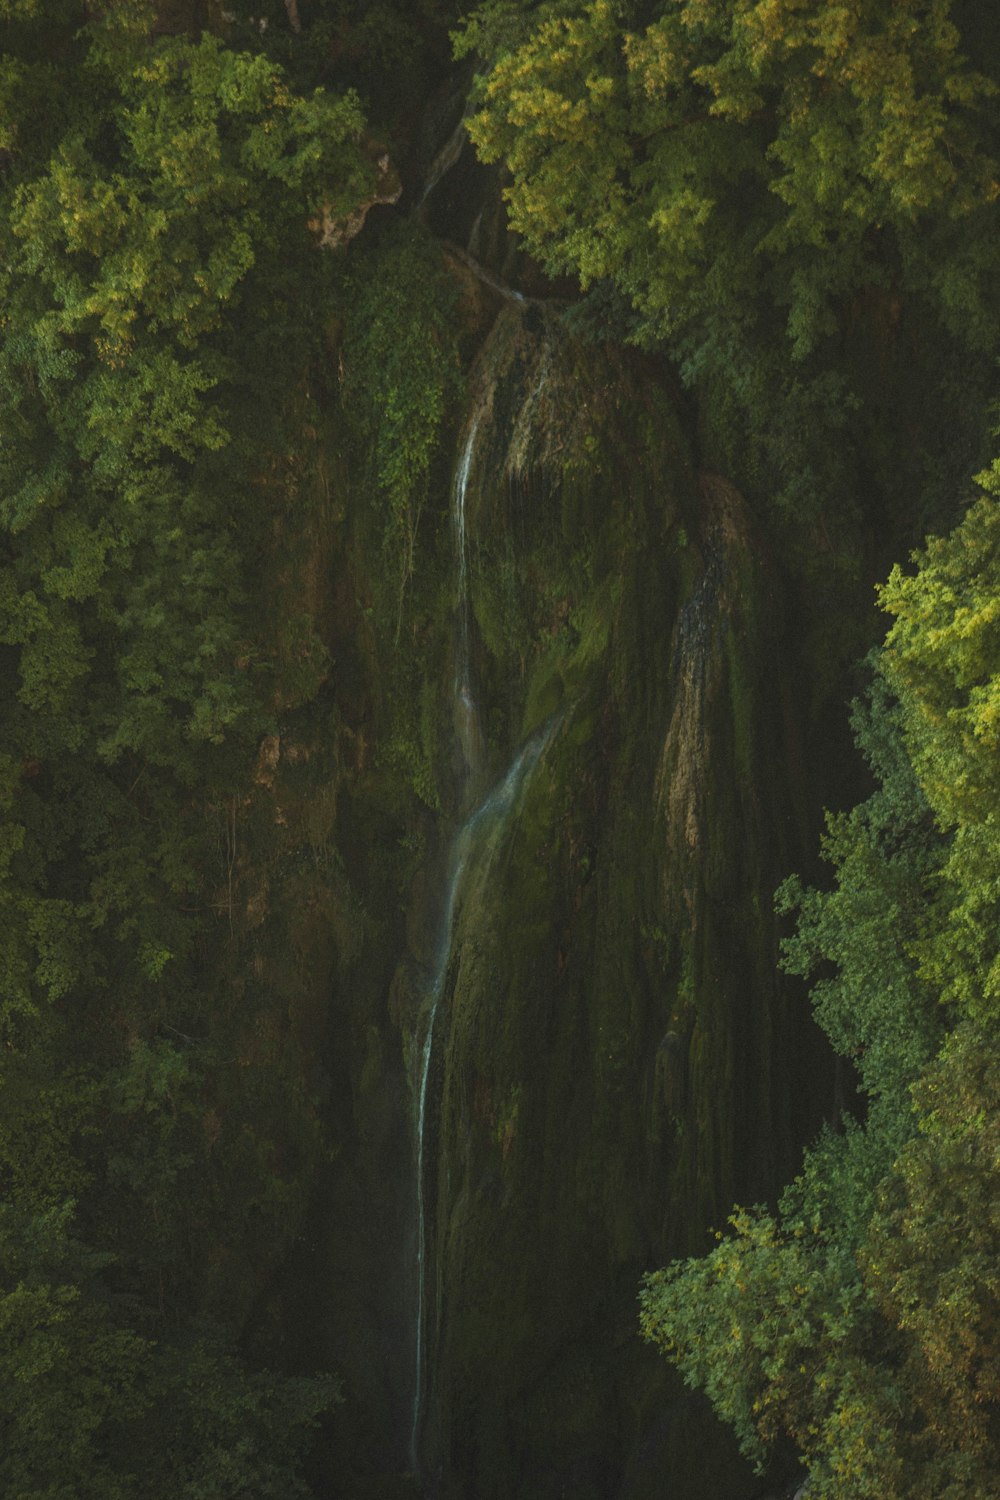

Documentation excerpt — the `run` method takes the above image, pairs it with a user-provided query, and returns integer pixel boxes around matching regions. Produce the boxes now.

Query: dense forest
[1,1,999,1496]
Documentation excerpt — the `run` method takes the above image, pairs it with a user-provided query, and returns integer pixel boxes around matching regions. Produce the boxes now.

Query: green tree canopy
[0,5,368,1488]
[458,0,999,352]
[641,476,1000,1495]
[456,0,1000,551]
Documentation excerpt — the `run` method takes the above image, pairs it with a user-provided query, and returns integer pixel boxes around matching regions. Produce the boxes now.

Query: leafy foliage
[776,669,943,1126]
[220,0,464,131]
[881,478,1000,1020]
[456,0,1000,554]
[0,5,365,1487]
[0,1201,338,1499]
[459,0,999,350]
[339,220,463,628]
[642,475,1000,1493]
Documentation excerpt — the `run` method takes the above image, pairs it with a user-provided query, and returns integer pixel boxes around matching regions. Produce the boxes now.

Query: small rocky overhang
[310,140,402,249]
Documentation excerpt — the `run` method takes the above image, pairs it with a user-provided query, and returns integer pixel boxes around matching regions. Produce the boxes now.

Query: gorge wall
[4,8,997,1498]
[251,155,835,1496]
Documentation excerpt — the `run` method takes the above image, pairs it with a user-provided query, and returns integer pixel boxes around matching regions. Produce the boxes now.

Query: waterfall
[410,722,557,1474]
[410,418,556,1473]
[420,117,467,205]
[453,417,481,783]
[410,418,482,1476]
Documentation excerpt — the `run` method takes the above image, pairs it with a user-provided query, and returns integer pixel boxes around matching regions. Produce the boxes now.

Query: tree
[641,472,1000,1493]
[0,5,366,1486]
[880,475,1000,1021]
[459,0,999,352]
[641,660,945,1495]
[0,1201,339,1499]
[456,1,1000,545]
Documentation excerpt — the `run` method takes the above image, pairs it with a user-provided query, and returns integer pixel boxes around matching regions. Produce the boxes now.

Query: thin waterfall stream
[409,728,555,1471]
[410,418,556,1473]
[453,416,481,782]
[410,417,482,1474]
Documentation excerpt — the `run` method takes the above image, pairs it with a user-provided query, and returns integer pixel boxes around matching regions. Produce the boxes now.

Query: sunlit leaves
[881,483,1000,1019]
[0,15,360,1489]
[460,0,999,351]
[643,476,1000,1491]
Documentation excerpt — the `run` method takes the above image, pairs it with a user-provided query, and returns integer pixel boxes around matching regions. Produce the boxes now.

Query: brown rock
[311,143,401,249]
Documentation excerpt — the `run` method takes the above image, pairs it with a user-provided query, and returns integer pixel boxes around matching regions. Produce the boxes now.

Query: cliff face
[5,13,995,1499]
[410,306,810,1498]
[249,228,824,1494]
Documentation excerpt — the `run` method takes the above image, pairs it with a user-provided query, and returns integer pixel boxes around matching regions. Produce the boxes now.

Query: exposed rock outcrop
[311,141,402,249]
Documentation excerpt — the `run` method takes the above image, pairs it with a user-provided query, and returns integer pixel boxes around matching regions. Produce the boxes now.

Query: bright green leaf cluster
[642,479,1000,1492]
[460,0,999,349]
[457,0,1000,554]
[0,8,366,1489]
[881,480,1000,1019]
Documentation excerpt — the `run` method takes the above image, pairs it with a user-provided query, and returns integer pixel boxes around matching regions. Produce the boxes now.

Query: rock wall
[409,306,812,1498]
[250,190,826,1499]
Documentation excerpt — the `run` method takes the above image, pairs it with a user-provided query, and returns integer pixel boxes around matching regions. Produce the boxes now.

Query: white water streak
[453,417,481,782]
[410,718,557,1473]
[411,420,482,1474]
[420,118,467,206]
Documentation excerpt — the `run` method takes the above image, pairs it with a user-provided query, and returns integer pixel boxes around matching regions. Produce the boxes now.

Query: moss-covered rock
[390,303,816,1497]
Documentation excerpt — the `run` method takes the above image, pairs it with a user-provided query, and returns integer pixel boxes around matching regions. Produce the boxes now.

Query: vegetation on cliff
[0,1,371,1490]
[458,0,1000,1493]
[641,485,1000,1494]
[457,0,1000,546]
[1,0,999,1495]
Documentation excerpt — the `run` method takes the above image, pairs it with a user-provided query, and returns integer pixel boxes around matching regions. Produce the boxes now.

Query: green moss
[338,219,464,631]
[520,640,568,735]
[316,288,812,1496]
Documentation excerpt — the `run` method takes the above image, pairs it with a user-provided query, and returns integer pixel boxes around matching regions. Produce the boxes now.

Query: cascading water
[410,846,463,1476]
[411,417,483,1475]
[410,723,558,1474]
[410,415,557,1474]
[453,417,481,783]
[420,117,467,206]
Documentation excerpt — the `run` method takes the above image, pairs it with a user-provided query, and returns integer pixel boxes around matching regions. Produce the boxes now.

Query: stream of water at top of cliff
[410,416,481,1475]
[410,415,554,1475]
[410,723,556,1475]
[453,417,481,784]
